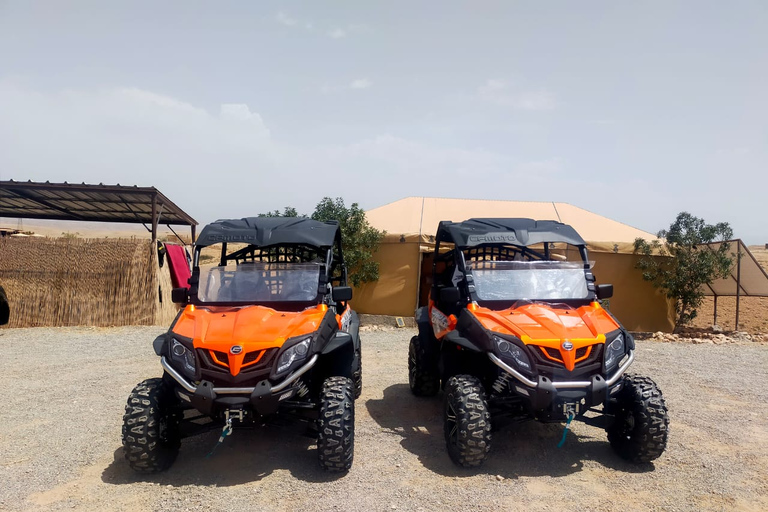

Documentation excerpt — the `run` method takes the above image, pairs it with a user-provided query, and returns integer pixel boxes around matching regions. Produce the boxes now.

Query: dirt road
[1,326,766,511]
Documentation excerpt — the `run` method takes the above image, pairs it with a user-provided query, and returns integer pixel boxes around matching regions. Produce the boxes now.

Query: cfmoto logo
[561,340,574,351]
[230,345,243,355]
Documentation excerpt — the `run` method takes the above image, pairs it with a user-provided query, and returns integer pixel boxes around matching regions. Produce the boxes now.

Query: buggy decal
[338,307,352,332]
[429,303,456,339]
[451,266,463,286]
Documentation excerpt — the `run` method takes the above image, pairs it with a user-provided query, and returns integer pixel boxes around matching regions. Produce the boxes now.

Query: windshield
[468,260,590,301]
[197,262,321,303]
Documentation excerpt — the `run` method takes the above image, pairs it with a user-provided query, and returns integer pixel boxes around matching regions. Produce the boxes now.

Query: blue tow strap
[557,412,575,448]
[206,423,233,458]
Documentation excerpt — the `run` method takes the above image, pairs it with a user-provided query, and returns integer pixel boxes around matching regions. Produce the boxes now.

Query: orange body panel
[172,303,329,376]
[470,302,620,371]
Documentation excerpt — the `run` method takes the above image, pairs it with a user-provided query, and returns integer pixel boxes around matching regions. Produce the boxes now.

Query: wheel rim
[446,400,458,444]
[158,413,171,444]
[408,345,416,385]
[618,408,635,440]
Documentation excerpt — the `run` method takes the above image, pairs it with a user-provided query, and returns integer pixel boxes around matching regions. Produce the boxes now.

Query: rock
[496,475,504,481]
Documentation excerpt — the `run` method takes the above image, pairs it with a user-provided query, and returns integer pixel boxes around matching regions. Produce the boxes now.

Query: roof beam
[3,188,90,221]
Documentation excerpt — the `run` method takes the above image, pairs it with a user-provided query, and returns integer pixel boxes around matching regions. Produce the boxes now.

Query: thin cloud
[275,11,298,27]
[478,79,506,94]
[328,24,371,39]
[276,13,368,39]
[349,79,372,90]
[320,79,373,94]
[476,79,556,111]
[0,82,545,222]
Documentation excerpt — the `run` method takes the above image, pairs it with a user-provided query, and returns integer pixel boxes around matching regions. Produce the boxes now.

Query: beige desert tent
[354,197,676,332]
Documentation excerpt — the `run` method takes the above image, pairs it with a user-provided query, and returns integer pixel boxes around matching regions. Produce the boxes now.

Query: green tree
[259,198,384,287]
[258,206,299,218]
[634,212,734,331]
[311,197,384,287]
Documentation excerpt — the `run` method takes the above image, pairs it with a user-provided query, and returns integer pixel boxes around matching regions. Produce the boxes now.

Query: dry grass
[0,237,165,327]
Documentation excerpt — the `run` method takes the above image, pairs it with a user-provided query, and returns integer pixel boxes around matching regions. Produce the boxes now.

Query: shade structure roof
[701,240,768,297]
[0,180,196,227]
[366,197,656,244]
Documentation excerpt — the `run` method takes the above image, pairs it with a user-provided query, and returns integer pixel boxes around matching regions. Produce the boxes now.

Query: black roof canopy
[436,218,586,248]
[0,180,197,240]
[196,217,341,249]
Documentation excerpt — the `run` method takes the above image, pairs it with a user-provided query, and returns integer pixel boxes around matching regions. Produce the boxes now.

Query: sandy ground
[1,326,767,512]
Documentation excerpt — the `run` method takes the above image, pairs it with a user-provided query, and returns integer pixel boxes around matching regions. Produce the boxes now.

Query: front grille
[542,347,561,362]
[197,349,228,374]
[531,343,603,375]
[197,347,279,374]
[211,350,229,367]
[241,348,278,373]
[243,350,263,365]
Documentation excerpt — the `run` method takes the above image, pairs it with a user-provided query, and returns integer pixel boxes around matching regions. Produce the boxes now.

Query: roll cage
[431,218,598,312]
[187,217,348,310]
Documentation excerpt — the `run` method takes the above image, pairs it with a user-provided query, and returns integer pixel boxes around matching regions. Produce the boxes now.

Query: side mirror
[332,286,353,302]
[171,287,188,305]
[439,286,461,303]
[595,284,613,300]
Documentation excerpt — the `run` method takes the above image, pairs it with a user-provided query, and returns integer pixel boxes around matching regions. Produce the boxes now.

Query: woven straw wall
[0,237,162,327]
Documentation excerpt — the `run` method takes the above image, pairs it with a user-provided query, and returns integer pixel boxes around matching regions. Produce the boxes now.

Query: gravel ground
[1,326,767,512]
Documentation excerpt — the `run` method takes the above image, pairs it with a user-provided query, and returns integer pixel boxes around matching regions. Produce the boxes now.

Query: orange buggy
[409,218,669,467]
[123,217,360,473]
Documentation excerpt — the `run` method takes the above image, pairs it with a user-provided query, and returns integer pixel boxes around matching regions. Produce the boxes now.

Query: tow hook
[563,402,580,417]
[225,409,244,425]
[206,409,243,458]
[557,403,578,448]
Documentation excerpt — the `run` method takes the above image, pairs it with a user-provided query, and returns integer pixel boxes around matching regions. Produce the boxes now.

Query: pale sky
[1,1,766,242]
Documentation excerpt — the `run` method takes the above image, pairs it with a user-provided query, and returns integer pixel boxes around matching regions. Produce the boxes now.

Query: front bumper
[161,354,318,416]
[488,350,635,413]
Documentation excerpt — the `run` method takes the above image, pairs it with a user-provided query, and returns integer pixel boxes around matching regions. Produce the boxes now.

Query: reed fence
[0,237,175,327]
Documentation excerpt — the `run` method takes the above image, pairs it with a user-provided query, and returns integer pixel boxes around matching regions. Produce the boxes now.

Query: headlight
[604,333,625,371]
[276,337,311,374]
[494,335,532,372]
[170,338,196,377]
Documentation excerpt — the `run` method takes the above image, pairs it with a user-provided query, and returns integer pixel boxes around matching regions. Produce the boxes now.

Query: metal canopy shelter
[700,239,768,329]
[0,180,197,242]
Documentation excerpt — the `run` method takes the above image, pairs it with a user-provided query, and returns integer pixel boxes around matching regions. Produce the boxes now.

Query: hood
[172,303,328,350]
[468,302,621,371]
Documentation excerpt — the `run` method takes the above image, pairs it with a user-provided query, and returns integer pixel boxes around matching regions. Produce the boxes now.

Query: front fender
[321,331,353,355]
[443,330,482,352]
[153,334,168,356]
